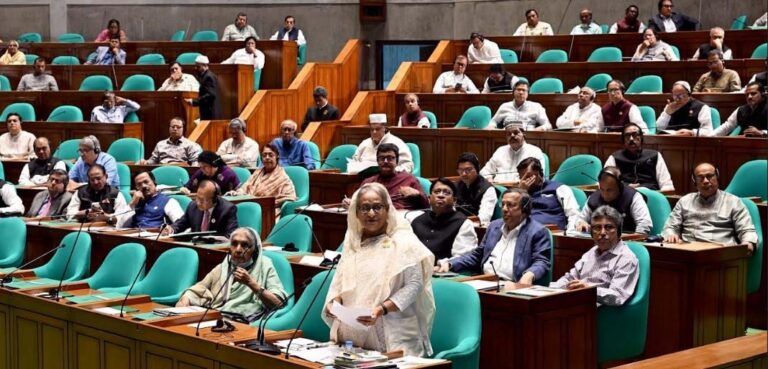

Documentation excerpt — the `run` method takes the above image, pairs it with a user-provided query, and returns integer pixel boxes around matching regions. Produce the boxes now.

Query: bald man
[167,180,239,237]
[270,119,316,169]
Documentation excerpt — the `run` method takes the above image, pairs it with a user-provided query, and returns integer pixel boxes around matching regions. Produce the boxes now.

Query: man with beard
[517,157,581,231]
[184,55,222,120]
[17,57,58,91]
[604,123,675,192]
[118,171,184,228]
[66,164,130,224]
[710,82,767,137]
[480,122,545,182]
[18,137,67,186]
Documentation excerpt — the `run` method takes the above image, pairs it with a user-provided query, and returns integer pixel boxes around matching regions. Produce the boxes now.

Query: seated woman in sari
[323,183,436,357]
[228,143,296,215]
[181,150,240,195]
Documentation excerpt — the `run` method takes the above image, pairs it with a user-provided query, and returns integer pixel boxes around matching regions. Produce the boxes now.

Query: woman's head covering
[198,150,224,168]
[220,227,265,301]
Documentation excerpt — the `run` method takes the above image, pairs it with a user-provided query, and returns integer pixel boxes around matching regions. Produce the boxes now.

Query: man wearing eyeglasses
[647,0,699,33]
[68,135,120,190]
[432,55,479,94]
[691,27,731,60]
[662,163,757,254]
[655,81,712,136]
[605,123,675,192]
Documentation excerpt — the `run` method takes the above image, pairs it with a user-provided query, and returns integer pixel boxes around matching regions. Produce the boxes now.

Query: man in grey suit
[26,169,72,218]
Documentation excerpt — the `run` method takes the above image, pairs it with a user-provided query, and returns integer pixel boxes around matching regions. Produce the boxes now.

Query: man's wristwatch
[107,215,117,225]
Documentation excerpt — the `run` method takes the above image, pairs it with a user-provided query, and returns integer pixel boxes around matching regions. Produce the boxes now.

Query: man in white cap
[555,87,603,132]
[656,80,712,136]
[480,122,545,183]
[184,55,222,120]
[350,113,414,173]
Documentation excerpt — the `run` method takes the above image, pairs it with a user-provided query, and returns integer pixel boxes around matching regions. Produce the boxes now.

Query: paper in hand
[331,301,371,331]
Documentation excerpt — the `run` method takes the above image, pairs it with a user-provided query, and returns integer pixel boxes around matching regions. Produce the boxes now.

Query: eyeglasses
[694,173,717,182]
[662,4,674,8]
[608,88,622,93]
[78,148,93,154]
[591,224,617,233]
[358,203,386,214]
[623,132,642,139]
[377,155,397,162]
[456,167,475,174]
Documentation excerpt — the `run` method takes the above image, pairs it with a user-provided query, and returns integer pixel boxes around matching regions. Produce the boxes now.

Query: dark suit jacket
[192,69,222,120]
[25,190,72,218]
[450,217,551,282]
[171,197,238,237]
[301,104,340,131]
[647,12,700,32]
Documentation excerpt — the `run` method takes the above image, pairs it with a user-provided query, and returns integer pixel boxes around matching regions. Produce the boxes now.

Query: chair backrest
[265,270,335,341]
[305,141,322,169]
[108,138,145,163]
[636,187,671,235]
[136,53,166,65]
[169,194,193,210]
[57,33,85,43]
[430,279,481,368]
[587,47,622,62]
[254,68,262,91]
[710,107,721,129]
[752,43,768,59]
[236,202,263,235]
[25,54,39,66]
[541,152,550,178]
[417,176,432,195]
[584,73,613,92]
[266,214,313,252]
[263,251,296,317]
[725,160,768,201]
[297,43,307,66]
[0,217,26,268]
[132,247,198,305]
[454,106,492,129]
[85,243,146,290]
[51,56,80,65]
[0,102,36,121]
[423,111,438,128]
[176,52,202,65]
[116,163,131,195]
[499,48,518,63]
[33,232,92,281]
[120,74,156,91]
[529,78,564,93]
[18,32,42,43]
[232,167,252,184]
[151,166,190,186]
[626,75,663,94]
[600,24,610,33]
[406,143,422,177]
[281,166,310,215]
[53,139,81,161]
[48,105,84,122]
[729,125,743,136]
[170,30,186,41]
[191,30,218,41]
[730,15,748,30]
[321,144,357,171]
[741,198,764,294]
[637,105,657,134]
[0,75,10,91]
[570,186,587,209]
[79,75,113,91]
[535,49,568,63]
[669,45,680,60]
[0,161,4,180]
[552,154,602,186]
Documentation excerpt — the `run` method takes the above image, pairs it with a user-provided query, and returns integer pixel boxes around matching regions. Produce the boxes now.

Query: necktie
[38,197,52,217]
[201,210,210,232]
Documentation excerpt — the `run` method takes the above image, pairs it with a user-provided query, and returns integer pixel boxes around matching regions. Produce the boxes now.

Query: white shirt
[66,190,130,221]
[483,220,525,280]
[269,29,307,45]
[604,153,676,192]
[467,39,503,64]
[513,22,554,36]
[0,183,24,215]
[0,131,36,159]
[217,137,260,167]
[158,73,200,92]
[709,108,768,137]
[555,102,603,132]
[18,160,67,186]
[480,142,544,182]
[397,116,430,128]
[552,183,583,230]
[662,16,677,32]
[117,196,184,228]
[609,22,647,33]
[432,71,479,94]
[352,132,413,173]
[222,48,265,70]
[573,192,653,234]
[570,23,603,35]
[478,187,498,226]
[656,103,712,136]
[488,100,552,130]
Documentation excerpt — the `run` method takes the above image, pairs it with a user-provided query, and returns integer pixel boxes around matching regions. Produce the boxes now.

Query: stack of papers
[462,280,502,291]
[153,306,206,315]
[506,285,562,297]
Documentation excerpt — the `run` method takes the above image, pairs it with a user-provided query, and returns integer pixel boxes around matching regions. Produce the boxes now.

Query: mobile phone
[454,83,462,90]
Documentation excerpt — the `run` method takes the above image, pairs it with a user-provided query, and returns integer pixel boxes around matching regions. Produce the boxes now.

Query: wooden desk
[308,171,362,204]
[301,207,347,252]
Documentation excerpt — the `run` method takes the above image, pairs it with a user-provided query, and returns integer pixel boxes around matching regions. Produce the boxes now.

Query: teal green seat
[454,106,491,129]
[517,76,529,84]
[0,161,4,180]
[552,154,602,186]
[587,47,622,62]
[236,202,263,235]
[136,53,166,65]
[57,33,85,43]
[597,241,650,363]
[584,73,613,92]
[730,15,748,30]
[669,45,680,60]
[121,74,155,91]
[529,78,564,93]
[83,243,146,290]
[116,163,131,198]
[254,68,262,91]
[18,32,42,43]
[281,166,310,215]
[729,125,743,136]
[176,52,202,65]
[417,176,432,194]
[298,43,307,66]
[492,184,506,220]
[48,105,84,122]
[106,247,198,305]
[232,167,252,185]
[541,152,550,178]
[0,75,10,91]
[266,270,334,341]
[751,43,768,59]
[741,198,763,294]
[321,144,357,172]
[170,30,186,41]
[600,24,609,33]
[261,251,295,320]
[710,107,721,129]
[266,214,313,252]
[79,75,113,91]
[725,160,767,201]
[151,166,190,187]
[108,138,145,164]
[169,194,192,210]
[54,139,81,161]
[33,232,92,281]
[570,186,587,209]
[0,102,36,121]
[430,279,481,369]
[86,52,98,63]
[499,49,518,63]
[406,143,422,177]
[24,54,39,65]
[305,141,321,169]
[0,218,26,268]
[51,56,80,65]
[638,106,657,134]
[535,49,568,63]
[423,111,438,128]
[124,111,139,123]
[636,187,671,235]
[191,30,218,41]
[626,75,662,94]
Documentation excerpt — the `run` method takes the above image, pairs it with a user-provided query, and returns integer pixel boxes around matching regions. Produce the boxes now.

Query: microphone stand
[194,255,237,337]
[489,260,501,292]
[48,209,89,301]
[1,244,65,287]
[247,277,312,354]
[119,223,167,317]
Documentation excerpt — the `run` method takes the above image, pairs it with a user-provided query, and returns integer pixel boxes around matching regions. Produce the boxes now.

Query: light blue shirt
[90,99,140,123]
[68,152,120,187]
[570,22,603,35]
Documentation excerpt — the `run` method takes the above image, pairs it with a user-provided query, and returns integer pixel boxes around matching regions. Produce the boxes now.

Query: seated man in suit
[517,157,581,231]
[574,167,653,235]
[118,171,184,228]
[647,0,699,32]
[550,205,639,306]
[18,137,66,186]
[166,179,239,237]
[301,86,340,131]
[66,164,130,224]
[604,123,675,192]
[436,188,552,285]
[85,37,126,65]
[26,169,72,218]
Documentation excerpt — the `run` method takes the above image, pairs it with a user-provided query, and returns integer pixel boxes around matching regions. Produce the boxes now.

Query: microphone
[119,223,167,317]
[48,209,89,300]
[548,160,596,180]
[489,260,501,292]
[579,171,599,183]
[301,216,339,263]
[195,255,238,337]
[1,243,66,287]
[285,254,342,359]
[265,202,317,251]
[247,277,312,354]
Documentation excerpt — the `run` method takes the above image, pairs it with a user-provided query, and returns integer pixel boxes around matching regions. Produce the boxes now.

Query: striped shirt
[662,190,757,246]
[146,137,201,165]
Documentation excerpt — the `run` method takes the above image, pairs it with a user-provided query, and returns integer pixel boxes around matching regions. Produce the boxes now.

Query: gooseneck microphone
[48,209,89,300]
[489,260,501,292]
[1,243,66,287]
[119,223,167,317]
[195,255,237,337]
[247,277,312,354]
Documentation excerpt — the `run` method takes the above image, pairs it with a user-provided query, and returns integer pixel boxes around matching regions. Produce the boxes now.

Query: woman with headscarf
[95,19,128,42]
[228,143,296,215]
[181,150,240,195]
[177,227,286,322]
[323,182,436,357]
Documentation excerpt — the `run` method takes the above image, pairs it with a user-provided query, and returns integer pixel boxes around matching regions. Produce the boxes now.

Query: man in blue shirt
[68,135,120,190]
[270,119,316,170]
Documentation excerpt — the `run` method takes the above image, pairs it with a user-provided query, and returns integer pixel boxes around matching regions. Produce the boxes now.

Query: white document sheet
[331,301,371,331]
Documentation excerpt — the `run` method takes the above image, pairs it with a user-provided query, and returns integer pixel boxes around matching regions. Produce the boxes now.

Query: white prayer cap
[194,55,210,64]
[504,121,525,130]
[673,80,691,94]
[369,113,387,125]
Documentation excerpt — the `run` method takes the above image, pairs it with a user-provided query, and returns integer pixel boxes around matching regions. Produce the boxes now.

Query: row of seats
[18,30,217,43]
[0,102,138,122]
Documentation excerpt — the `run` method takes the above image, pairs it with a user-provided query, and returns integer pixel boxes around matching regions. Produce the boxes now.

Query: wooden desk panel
[301,208,347,252]
[307,171,361,205]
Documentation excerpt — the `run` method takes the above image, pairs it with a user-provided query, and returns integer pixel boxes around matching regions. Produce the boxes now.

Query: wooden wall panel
[71,324,135,369]
[11,308,68,369]
[140,343,214,369]
[0,305,8,369]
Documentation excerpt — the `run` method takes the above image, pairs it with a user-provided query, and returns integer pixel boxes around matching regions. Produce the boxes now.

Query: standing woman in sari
[228,143,296,215]
[323,183,436,357]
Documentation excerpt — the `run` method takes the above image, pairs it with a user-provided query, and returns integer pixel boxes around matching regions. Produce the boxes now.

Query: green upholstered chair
[83,243,146,290]
[266,270,334,341]
[236,202,263,235]
[124,111,139,123]
[417,176,432,195]
[499,49,518,63]
[254,68,262,91]
[151,166,190,187]
[638,106,657,134]
[588,47,622,62]
[0,217,26,268]
[321,144,357,172]
[552,155,602,186]
[116,163,131,200]
[751,43,767,59]
[54,139,81,161]
[262,251,295,319]
[24,54,39,66]
[281,166,310,216]
[600,24,610,33]
[18,32,42,43]
[232,167,252,185]
[585,73,612,92]
[626,75,663,94]
[120,74,156,91]
[0,161,4,180]
[305,141,321,169]
[298,43,307,66]
[492,184,506,220]
[729,126,743,136]
[636,187,671,235]
[730,15,748,30]
[108,138,145,164]
[79,75,113,91]
[536,229,555,286]
[105,247,198,305]
[33,232,92,281]
[136,53,166,65]
[454,106,491,129]
[176,52,202,64]
[0,75,10,91]
[406,143,422,177]
[51,55,80,65]
[430,279,481,369]
[541,152,550,178]
[191,30,218,41]
[741,198,763,294]
[423,111,438,128]
[725,160,768,201]
[170,30,186,41]
[597,241,650,363]
[0,102,36,121]
[266,214,313,252]
[57,33,85,43]
[570,186,588,209]
[529,78,564,93]
[170,194,193,210]
[535,49,568,63]
[669,45,680,60]
[710,107,721,129]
